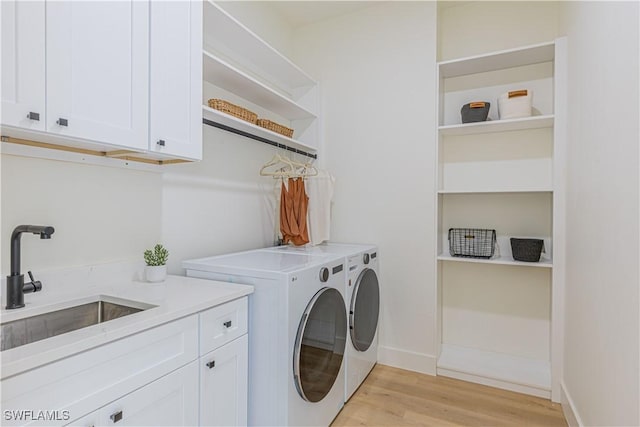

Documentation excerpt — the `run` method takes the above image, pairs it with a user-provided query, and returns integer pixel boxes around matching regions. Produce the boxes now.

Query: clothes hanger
[294,162,318,177]
[260,151,320,178]
[260,153,296,178]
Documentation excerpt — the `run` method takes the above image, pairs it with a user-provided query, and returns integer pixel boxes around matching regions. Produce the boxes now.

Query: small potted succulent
[144,244,169,282]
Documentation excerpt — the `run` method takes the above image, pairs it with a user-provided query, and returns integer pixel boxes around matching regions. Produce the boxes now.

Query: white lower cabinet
[69,362,198,427]
[199,335,248,427]
[2,296,249,427]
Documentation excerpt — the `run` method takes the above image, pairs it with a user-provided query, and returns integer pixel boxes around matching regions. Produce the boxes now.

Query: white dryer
[264,243,380,401]
[183,249,347,427]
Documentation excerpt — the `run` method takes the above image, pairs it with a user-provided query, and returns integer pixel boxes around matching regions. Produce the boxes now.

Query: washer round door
[293,287,347,403]
[350,268,380,352]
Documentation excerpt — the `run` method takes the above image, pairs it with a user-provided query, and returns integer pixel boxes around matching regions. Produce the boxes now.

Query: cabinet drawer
[199,297,248,356]
[68,361,198,427]
[1,315,198,426]
[98,360,198,426]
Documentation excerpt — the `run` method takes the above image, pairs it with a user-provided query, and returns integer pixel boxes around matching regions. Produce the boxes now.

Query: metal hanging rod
[203,118,318,160]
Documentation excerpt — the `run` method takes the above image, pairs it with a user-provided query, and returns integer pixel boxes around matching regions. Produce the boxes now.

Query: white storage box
[498,89,532,119]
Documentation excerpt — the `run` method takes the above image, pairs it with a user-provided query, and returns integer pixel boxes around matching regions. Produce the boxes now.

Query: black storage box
[510,238,544,262]
[448,228,496,259]
[461,102,490,123]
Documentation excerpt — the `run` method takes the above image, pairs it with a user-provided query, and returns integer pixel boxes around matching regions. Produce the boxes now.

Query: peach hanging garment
[280,178,310,246]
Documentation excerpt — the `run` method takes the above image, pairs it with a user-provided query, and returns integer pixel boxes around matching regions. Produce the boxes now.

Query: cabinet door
[200,335,248,427]
[149,0,202,160]
[100,361,198,427]
[1,0,45,130]
[66,409,99,427]
[45,1,148,150]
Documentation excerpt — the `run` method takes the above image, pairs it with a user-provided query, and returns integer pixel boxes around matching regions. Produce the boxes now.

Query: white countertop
[0,274,253,379]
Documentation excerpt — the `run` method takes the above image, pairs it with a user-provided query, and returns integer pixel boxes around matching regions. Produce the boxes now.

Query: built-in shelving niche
[434,39,566,402]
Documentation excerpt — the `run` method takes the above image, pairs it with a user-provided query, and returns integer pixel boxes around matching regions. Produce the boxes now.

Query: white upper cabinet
[1,0,46,131]
[149,0,203,160]
[45,0,149,150]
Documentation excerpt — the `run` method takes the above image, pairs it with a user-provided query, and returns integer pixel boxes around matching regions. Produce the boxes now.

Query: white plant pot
[145,265,167,283]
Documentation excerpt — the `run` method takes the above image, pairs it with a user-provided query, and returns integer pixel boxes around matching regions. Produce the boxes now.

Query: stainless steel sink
[1,297,155,351]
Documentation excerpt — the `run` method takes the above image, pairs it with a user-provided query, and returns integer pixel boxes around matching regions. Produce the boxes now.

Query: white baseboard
[437,367,550,399]
[377,345,437,375]
[561,381,583,427]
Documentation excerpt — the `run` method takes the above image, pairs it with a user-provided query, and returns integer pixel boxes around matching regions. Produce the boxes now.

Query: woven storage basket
[461,101,490,123]
[510,238,544,262]
[448,228,497,259]
[498,89,532,119]
[256,119,294,138]
[208,99,258,124]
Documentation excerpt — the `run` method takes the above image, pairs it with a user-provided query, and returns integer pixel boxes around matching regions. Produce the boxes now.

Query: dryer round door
[350,268,380,352]
[293,287,347,403]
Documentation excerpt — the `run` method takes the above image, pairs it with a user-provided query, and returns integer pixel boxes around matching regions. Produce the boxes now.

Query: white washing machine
[183,249,347,426]
[264,243,380,401]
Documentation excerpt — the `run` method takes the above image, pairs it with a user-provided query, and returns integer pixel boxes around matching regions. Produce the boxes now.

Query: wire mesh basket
[448,228,497,259]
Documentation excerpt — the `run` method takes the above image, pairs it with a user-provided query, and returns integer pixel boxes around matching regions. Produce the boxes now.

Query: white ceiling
[267,1,381,28]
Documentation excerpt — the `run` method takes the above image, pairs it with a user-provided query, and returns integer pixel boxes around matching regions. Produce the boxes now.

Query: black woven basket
[448,228,496,259]
[510,238,544,262]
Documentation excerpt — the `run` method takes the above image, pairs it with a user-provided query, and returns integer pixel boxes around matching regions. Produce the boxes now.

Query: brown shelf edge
[1,136,192,166]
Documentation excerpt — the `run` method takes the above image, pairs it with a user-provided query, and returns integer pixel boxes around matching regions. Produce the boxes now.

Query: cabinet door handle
[223,320,232,328]
[110,410,123,423]
[27,112,40,121]
[56,118,68,126]
[206,360,215,369]
[157,139,165,146]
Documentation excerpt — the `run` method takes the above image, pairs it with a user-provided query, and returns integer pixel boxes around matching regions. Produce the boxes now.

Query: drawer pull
[110,410,123,423]
[157,139,165,146]
[206,360,216,369]
[27,112,40,121]
[223,320,232,328]
[56,118,68,126]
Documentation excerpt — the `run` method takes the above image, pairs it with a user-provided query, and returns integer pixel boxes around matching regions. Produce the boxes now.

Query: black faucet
[5,225,55,309]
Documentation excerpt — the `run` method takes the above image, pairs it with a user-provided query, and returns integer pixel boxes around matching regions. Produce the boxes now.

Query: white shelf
[439,41,555,78]
[439,115,554,136]
[203,1,315,94]
[437,253,552,268]
[437,344,551,396]
[202,105,316,154]
[203,50,316,121]
[438,188,553,194]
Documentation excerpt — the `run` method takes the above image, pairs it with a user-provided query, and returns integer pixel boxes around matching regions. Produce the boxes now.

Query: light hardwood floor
[332,365,567,427]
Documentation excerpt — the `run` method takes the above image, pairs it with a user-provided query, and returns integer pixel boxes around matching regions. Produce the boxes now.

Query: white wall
[560,2,639,425]
[438,1,560,60]
[293,2,438,373]
[0,154,162,274]
[162,126,281,274]
[216,1,293,57]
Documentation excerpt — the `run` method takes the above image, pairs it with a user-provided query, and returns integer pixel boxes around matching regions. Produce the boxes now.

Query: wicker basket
[256,119,294,138]
[208,99,257,124]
